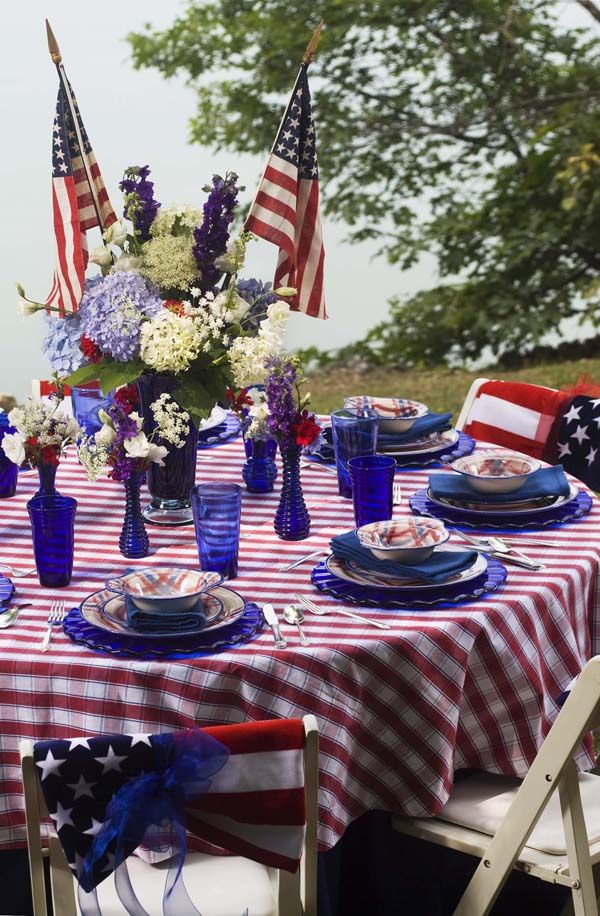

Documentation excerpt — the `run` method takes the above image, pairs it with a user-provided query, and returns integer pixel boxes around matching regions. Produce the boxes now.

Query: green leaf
[95,360,145,395]
[65,363,102,387]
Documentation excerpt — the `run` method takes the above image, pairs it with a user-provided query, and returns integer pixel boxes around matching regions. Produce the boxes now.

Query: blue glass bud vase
[274,445,310,540]
[120,471,150,559]
[35,463,59,497]
[242,437,278,493]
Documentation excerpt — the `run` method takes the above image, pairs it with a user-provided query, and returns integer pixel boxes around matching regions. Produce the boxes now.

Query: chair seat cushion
[437,771,600,856]
[77,852,278,916]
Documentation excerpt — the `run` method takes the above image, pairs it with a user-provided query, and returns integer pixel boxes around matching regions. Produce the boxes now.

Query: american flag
[245,66,326,319]
[556,394,600,490]
[45,78,116,315]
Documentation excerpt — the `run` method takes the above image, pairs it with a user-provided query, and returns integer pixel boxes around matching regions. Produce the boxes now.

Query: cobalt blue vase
[242,437,278,493]
[274,445,310,540]
[35,462,59,497]
[119,471,150,559]
[138,373,199,526]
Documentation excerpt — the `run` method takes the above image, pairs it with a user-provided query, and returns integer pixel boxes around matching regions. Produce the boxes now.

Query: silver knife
[468,546,543,570]
[262,604,288,648]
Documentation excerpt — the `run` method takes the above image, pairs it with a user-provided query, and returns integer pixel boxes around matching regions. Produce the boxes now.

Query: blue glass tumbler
[191,483,242,579]
[71,382,113,436]
[330,408,379,499]
[27,495,77,587]
[348,455,396,528]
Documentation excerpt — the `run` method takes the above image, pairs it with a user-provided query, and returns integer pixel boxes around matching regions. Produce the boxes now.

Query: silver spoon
[283,604,311,646]
[0,565,36,578]
[0,603,32,628]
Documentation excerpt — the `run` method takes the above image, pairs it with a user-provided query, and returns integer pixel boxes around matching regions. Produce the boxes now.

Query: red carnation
[80,334,103,364]
[226,387,253,413]
[40,445,60,467]
[113,383,140,415]
[294,410,321,447]
[164,299,186,316]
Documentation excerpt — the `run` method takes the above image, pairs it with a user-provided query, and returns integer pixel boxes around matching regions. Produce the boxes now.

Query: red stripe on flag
[184,815,301,873]
[245,215,295,258]
[264,163,298,197]
[203,718,304,753]
[189,787,306,826]
[255,189,296,226]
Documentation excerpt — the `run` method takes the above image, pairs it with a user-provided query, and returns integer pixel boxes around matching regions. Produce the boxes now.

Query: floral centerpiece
[1,396,80,497]
[22,164,291,523]
[264,356,321,539]
[77,386,190,557]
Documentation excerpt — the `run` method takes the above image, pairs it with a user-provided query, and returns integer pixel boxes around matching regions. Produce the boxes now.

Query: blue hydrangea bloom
[236,278,278,332]
[42,313,85,375]
[79,271,164,361]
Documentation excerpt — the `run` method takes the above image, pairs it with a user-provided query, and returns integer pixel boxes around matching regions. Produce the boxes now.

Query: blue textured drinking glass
[191,483,242,579]
[71,383,113,436]
[330,408,379,499]
[27,495,77,588]
[348,455,396,527]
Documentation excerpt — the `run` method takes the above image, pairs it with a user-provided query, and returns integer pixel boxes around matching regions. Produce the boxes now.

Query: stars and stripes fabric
[556,395,600,490]
[45,77,116,316]
[245,66,326,319]
[32,719,306,895]
[461,380,569,462]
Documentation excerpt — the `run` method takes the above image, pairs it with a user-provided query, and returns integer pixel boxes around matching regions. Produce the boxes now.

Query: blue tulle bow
[79,729,230,895]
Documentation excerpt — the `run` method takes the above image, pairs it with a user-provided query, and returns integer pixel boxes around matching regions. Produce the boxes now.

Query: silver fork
[0,564,36,578]
[393,483,402,506]
[296,593,392,630]
[278,549,327,572]
[40,600,66,653]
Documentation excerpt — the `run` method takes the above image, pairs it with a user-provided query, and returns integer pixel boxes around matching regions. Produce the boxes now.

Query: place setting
[304,395,475,472]
[196,405,241,449]
[409,449,593,529]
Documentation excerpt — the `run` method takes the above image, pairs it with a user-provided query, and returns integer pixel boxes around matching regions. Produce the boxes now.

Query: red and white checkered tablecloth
[0,432,599,852]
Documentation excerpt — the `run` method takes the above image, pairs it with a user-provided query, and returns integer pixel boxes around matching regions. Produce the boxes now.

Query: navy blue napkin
[330,531,477,584]
[376,412,453,447]
[198,421,227,441]
[125,595,207,633]
[429,465,571,505]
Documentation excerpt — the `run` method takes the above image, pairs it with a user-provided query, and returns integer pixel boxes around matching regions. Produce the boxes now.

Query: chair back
[454,655,600,915]
[457,378,566,462]
[21,716,318,916]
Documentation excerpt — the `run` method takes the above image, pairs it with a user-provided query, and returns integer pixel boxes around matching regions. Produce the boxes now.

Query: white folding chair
[21,715,318,916]
[393,655,600,915]
[455,377,491,431]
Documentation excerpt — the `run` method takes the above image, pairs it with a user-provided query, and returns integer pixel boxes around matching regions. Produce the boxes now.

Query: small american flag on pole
[45,79,116,315]
[245,65,326,319]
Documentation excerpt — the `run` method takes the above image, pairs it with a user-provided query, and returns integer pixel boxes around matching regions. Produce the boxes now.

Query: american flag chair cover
[457,378,568,463]
[555,394,600,492]
[21,716,318,916]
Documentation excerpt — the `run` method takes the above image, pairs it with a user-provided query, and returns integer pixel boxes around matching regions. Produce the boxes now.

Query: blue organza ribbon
[79,729,229,912]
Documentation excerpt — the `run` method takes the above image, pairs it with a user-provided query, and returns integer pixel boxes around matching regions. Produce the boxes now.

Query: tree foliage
[129,1,600,366]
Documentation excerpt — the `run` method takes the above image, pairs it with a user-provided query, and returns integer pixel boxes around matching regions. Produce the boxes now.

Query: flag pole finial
[46,19,62,64]
[303,19,324,65]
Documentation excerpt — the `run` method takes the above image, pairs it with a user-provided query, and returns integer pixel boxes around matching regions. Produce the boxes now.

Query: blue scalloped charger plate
[310,554,506,609]
[409,487,593,530]
[0,574,15,609]
[197,412,241,449]
[63,600,264,659]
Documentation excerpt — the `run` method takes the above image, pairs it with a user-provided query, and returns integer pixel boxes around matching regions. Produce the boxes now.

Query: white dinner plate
[426,482,579,516]
[325,548,487,591]
[80,586,245,638]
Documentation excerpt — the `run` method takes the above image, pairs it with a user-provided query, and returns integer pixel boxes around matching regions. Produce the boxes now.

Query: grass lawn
[307,354,600,416]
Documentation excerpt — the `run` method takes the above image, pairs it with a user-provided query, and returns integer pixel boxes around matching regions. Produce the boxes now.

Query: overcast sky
[0,1,593,399]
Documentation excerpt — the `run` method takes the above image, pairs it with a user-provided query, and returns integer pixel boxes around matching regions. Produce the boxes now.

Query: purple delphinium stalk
[119,165,161,242]
[265,356,301,451]
[193,172,240,289]
[106,404,143,482]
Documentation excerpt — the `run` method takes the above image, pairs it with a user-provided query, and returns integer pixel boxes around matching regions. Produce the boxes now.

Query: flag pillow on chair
[33,718,307,893]
[555,395,600,490]
[462,380,568,462]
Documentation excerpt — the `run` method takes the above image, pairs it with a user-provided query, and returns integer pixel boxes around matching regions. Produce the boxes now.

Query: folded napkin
[125,595,206,634]
[198,421,227,441]
[428,465,571,505]
[377,412,453,447]
[330,531,477,584]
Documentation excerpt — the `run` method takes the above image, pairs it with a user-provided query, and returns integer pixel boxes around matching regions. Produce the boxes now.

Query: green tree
[129,1,600,366]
